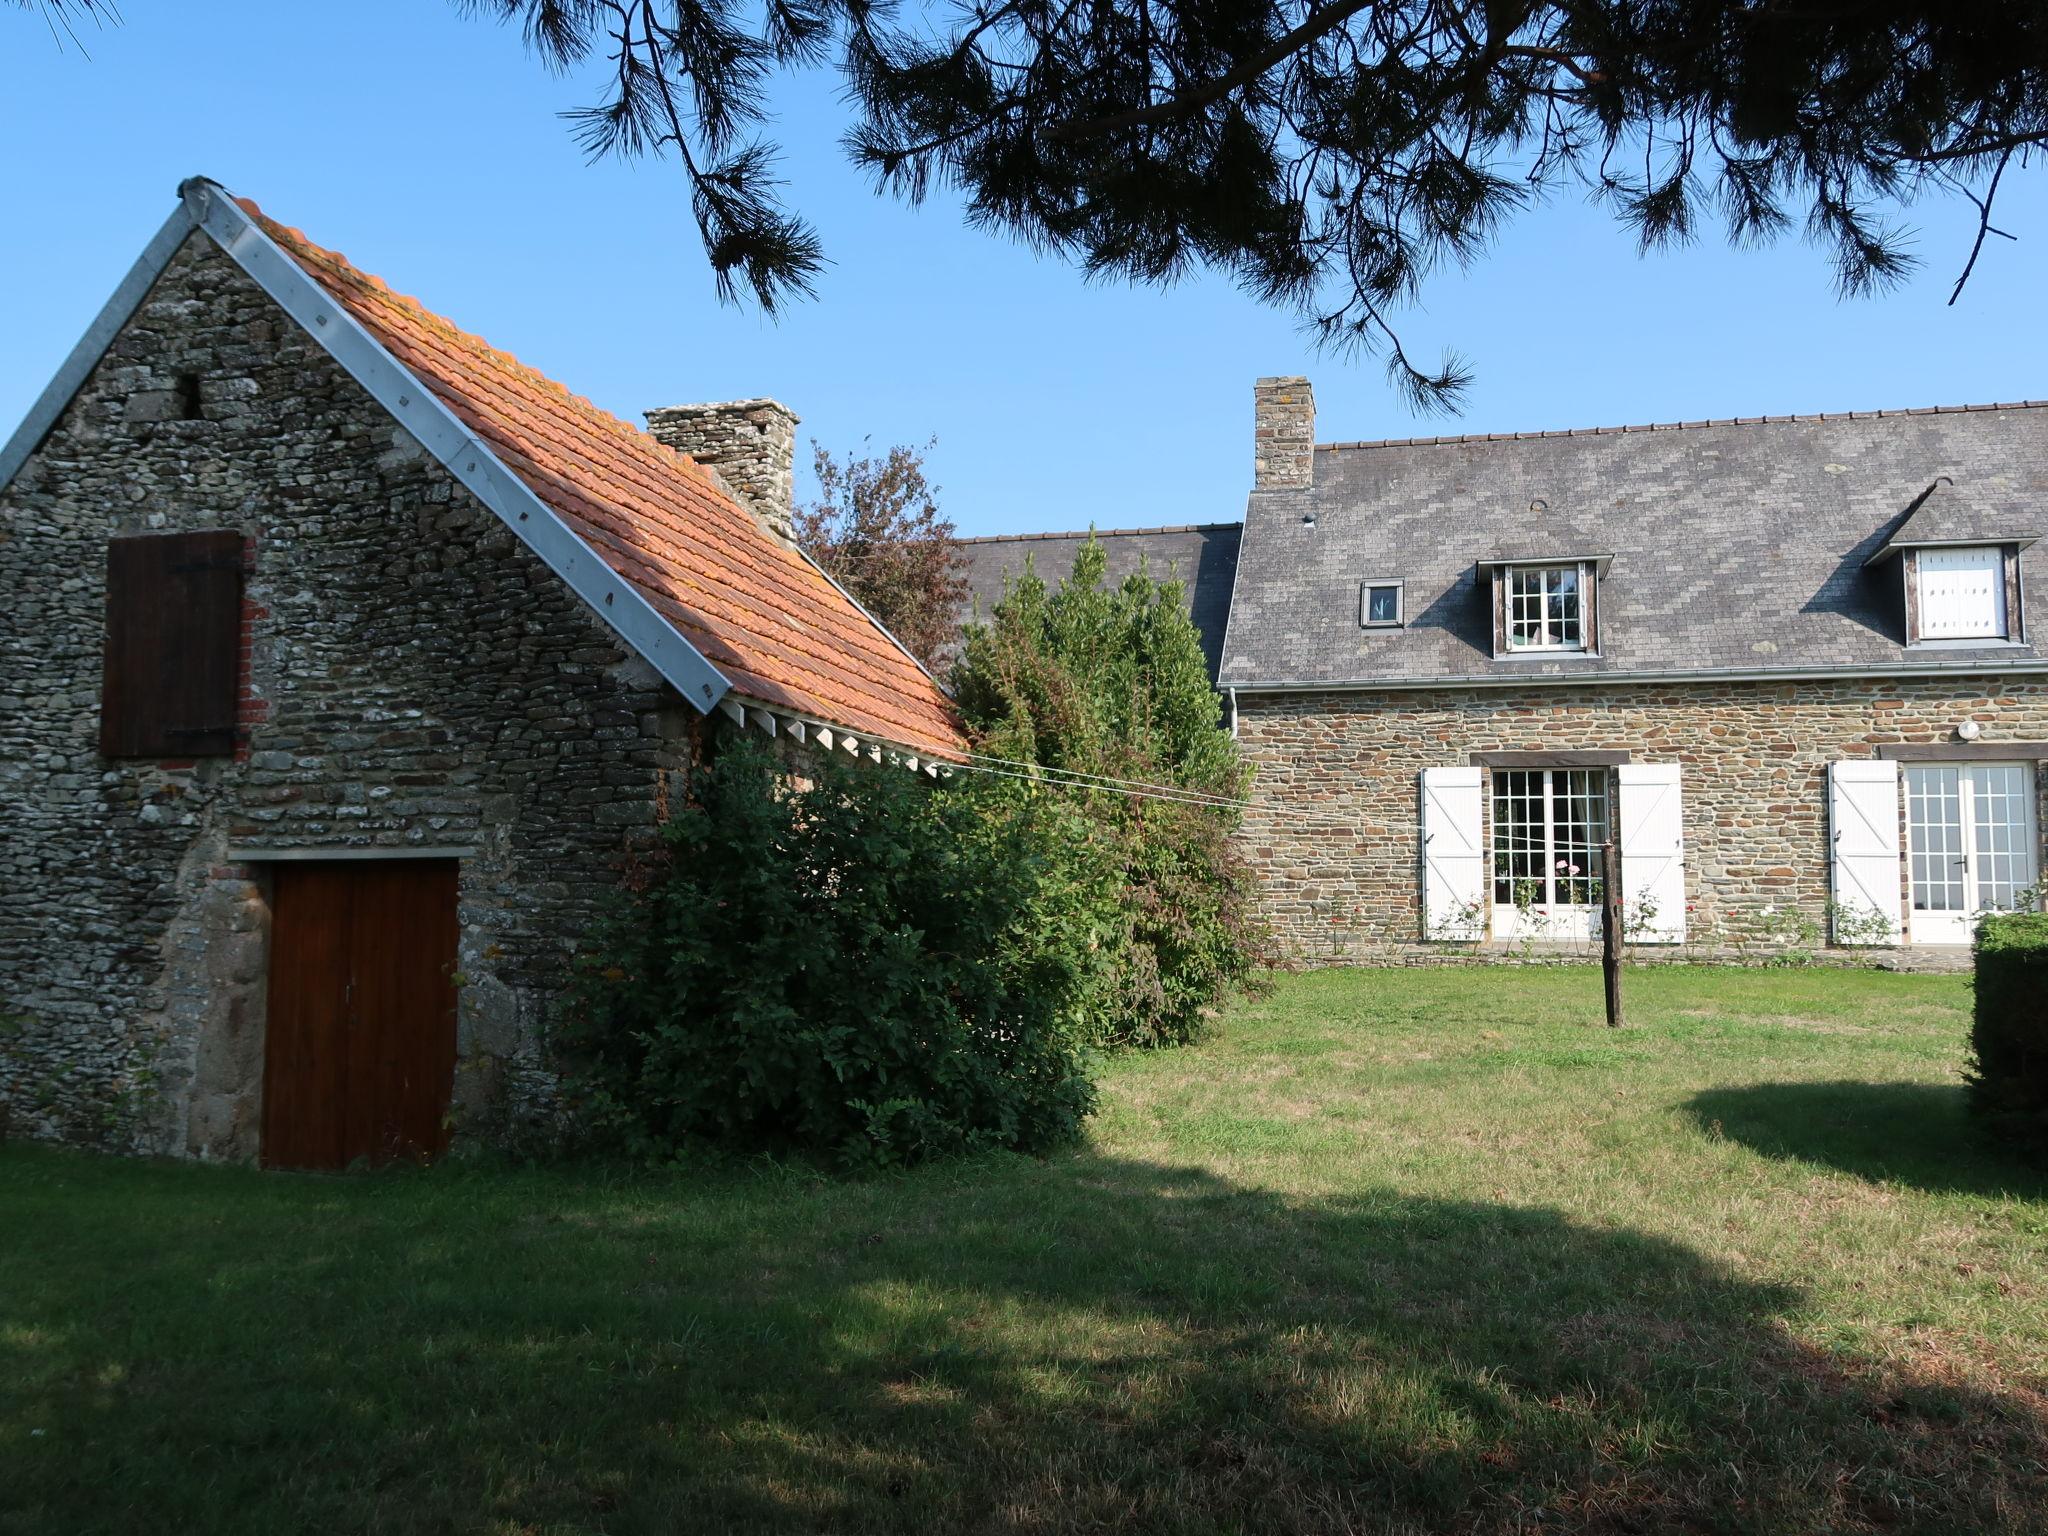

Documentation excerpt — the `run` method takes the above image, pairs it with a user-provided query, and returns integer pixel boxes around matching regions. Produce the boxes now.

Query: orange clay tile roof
[238,199,966,759]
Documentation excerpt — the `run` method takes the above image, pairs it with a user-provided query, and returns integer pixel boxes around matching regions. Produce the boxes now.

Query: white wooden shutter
[1828,759,1902,944]
[1617,763,1686,942]
[1420,767,1484,940]
[1918,546,2006,639]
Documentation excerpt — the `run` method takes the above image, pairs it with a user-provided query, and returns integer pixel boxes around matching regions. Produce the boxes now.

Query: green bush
[952,537,1269,1047]
[1967,912,2048,1159]
[557,736,1101,1168]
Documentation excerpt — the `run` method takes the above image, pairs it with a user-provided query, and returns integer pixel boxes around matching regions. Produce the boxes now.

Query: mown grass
[5,966,2047,1534]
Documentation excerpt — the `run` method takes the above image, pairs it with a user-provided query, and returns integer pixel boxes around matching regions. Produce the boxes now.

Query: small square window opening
[1360,580,1403,628]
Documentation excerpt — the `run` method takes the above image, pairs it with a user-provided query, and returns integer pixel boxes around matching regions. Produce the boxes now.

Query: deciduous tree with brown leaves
[794,439,967,671]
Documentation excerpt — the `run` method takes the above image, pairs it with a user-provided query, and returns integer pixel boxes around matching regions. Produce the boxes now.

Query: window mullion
[1961,771,1980,913]
[1541,769,1556,907]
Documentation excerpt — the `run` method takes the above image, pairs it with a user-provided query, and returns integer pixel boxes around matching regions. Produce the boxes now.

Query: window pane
[1505,566,1583,650]
[1969,764,2036,911]
[1492,770,1547,903]
[1906,765,1965,911]
[1366,585,1399,624]
[1508,570,1543,648]
[1493,768,1610,907]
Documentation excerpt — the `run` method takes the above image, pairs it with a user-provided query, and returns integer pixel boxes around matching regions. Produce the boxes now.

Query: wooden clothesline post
[1601,834,1624,1028]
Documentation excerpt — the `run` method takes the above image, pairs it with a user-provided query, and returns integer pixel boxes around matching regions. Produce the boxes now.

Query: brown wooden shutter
[100,530,244,758]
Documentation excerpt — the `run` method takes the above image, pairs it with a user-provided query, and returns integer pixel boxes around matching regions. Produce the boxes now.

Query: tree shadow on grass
[3,1147,2045,1534]
[1687,1080,2048,1200]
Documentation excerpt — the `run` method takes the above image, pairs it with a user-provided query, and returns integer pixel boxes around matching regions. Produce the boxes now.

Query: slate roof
[1868,476,2042,564]
[1220,404,2048,689]
[954,523,1242,679]
[244,200,965,756]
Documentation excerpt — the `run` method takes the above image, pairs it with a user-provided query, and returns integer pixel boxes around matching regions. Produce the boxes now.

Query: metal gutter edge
[181,180,732,715]
[1225,659,2048,694]
[0,204,199,494]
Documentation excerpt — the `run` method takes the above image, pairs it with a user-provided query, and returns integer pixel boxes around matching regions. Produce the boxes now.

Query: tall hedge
[1967,912,2048,1160]
[952,537,1268,1048]
[557,736,1102,1168]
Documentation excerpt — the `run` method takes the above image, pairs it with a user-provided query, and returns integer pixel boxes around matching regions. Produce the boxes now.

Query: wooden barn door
[262,861,460,1170]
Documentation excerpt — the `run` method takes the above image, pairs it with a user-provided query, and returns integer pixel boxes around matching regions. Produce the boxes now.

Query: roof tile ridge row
[1318,400,2048,453]
[954,522,1244,544]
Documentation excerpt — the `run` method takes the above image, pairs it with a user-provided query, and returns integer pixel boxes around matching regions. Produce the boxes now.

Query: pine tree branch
[1043,0,1382,143]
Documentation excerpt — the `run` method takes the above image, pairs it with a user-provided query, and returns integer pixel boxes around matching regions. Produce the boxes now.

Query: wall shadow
[4,1147,2044,1533]
[1687,1079,2048,1200]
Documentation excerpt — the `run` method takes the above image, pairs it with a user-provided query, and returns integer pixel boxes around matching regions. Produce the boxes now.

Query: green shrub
[557,735,1101,1168]
[952,537,1269,1047]
[1967,912,2048,1159]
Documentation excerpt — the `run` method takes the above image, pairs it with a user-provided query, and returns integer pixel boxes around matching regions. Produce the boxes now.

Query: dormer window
[1864,480,2035,648]
[1506,565,1583,651]
[1482,552,1609,660]
[1915,546,2008,640]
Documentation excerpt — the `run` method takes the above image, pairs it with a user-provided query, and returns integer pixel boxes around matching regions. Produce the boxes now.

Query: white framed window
[1491,768,1609,939]
[1505,564,1586,652]
[1360,579,1404,627]
[1915,546,2009,641]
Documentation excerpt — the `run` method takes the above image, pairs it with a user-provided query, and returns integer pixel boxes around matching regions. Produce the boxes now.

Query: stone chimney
[1253,376,1315,491]
[644,398,801,544]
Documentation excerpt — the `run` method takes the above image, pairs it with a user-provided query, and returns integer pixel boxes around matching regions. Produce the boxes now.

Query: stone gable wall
[1236,677,2048,966]
[0,232,696,1159]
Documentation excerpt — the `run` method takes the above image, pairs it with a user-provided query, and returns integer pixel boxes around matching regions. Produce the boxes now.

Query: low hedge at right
[1968,912,2048,1159]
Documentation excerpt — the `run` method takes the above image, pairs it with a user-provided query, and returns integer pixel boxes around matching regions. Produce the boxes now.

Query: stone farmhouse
[963,378,2048,966]
[0,179,964,1166]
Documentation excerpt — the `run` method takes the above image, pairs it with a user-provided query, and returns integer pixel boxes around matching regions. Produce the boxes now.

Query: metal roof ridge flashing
[180,180,732,714]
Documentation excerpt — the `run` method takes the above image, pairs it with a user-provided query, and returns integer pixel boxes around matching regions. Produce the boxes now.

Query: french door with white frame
[1490,767,1610,941]
[1904,762,2038,945]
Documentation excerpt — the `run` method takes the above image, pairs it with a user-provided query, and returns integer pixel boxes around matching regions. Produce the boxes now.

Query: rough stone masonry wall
[1237,677,2048,966]
[0,232,697,1159]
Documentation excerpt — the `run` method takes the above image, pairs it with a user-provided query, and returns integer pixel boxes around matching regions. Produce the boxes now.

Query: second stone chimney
[644,398,801,544]
[1253,376,1316,491]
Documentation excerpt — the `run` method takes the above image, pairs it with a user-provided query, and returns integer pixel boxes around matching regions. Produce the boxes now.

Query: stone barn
[0,178,963,1166]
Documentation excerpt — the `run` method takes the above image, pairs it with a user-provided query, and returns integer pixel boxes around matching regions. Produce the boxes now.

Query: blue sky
[3,2,2043,536]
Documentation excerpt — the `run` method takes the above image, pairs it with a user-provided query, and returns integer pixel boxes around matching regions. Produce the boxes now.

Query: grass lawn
[5,966,2048,1534]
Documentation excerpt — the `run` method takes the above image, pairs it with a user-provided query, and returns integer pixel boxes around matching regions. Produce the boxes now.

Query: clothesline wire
[947,746,1245,804]
[929,754,1247,810]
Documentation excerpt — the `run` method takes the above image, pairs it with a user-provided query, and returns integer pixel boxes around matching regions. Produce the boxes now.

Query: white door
[1905,762,2038,944]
